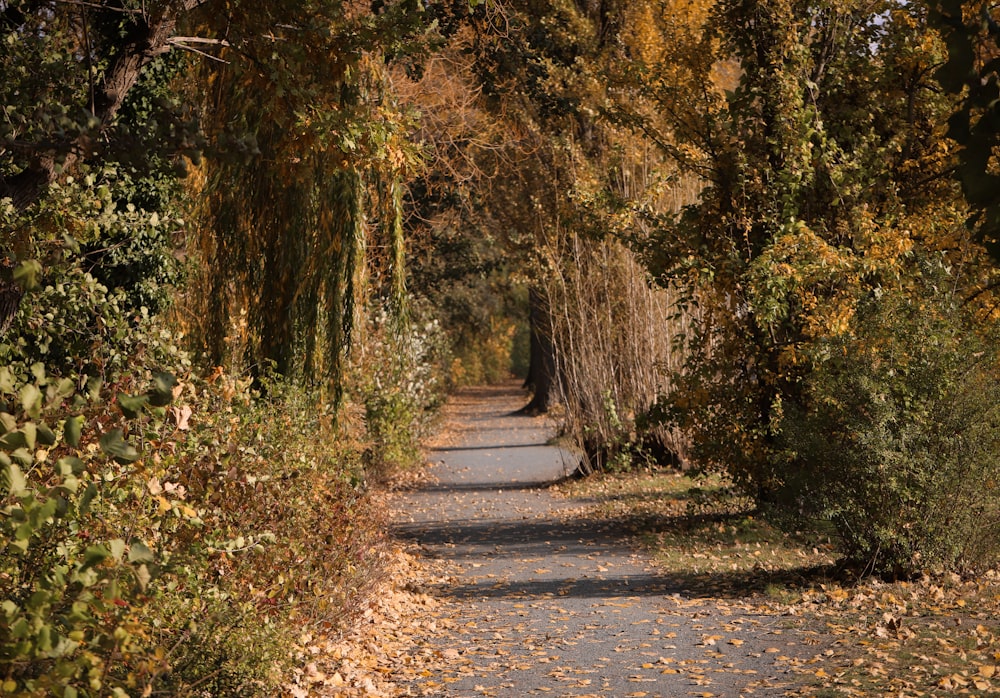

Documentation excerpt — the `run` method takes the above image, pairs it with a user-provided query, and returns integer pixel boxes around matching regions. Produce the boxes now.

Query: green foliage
[0,352,387,696]
[775,262,1000,576]
[355,308,448,474]
[1,161,184,381]
[0,368,193,697]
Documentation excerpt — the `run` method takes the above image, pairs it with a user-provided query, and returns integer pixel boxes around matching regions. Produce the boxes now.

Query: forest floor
[289,383,1000,698]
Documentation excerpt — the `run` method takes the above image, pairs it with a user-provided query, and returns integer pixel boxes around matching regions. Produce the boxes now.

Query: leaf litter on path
[288,384,1000,697]
[383,384,832,696]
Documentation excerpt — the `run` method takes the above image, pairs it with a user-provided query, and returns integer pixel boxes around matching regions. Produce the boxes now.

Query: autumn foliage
[4,0,1000,693]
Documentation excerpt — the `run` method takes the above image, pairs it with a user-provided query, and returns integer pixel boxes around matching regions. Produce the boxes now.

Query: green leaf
[86,376,102,402]
[0,453,25,496]
[20,384,41,419]
[55,457,85,476]
[147,372,177,407]
[20,422,35,450]
[12,260,42,291]
[55,475,79,494]
[0,429,26,449]
[14,522,32,541]
[79,483,97,513]
[36,423,56,446]
[117,393,149,419]
[81,545,110,570]
[36,624,52,652]
[134,563,151,592]
[0,413,15,435]
[0,367,15,395]
[128,540,154,563]
[49,378,75,403]
[99,429,139,464]
[64,415,84,448]
[62,232,81,255]
[29,363,46,386]
[108,538,126,562]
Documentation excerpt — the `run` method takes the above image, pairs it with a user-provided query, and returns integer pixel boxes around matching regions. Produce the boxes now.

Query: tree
[616,0,1000,574]
[929,0,1000,261]
[0,0,206,214]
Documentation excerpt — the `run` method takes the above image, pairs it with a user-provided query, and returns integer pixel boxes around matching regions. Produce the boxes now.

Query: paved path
[392,385,824,697]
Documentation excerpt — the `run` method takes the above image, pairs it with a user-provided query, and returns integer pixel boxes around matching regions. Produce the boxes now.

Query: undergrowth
[0,234,409,696]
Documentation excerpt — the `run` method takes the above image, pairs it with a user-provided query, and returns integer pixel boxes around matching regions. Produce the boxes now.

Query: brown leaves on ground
[556,470,1000,697]
[283,546,462,697]
[286,455,999,697]
[783,572,1000,697]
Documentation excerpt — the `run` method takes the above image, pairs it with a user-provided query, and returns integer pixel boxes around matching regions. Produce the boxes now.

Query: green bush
[356,308,448,475]
[776,265,1000,576]
[0,171,184,382]
[0,367,197,697]
[0,358,387,696]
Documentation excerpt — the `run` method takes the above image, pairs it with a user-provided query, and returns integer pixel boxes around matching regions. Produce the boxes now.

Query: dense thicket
[1,1,443,694]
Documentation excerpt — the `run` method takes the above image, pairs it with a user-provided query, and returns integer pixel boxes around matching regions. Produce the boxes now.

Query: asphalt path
[393,384,825,697]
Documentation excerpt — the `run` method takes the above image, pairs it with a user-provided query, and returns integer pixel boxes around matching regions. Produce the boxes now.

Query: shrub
[0,247,389,695]
[0,367,198,697]
[0,358,388,696]
[776,264,1000,576]
[355,308,448,475]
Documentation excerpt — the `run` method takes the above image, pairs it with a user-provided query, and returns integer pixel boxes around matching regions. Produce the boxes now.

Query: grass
[554,467,1000,696]
[554,470,838,597]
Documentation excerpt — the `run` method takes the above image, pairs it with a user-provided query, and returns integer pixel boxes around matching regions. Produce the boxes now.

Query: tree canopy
[4,0,1000,692]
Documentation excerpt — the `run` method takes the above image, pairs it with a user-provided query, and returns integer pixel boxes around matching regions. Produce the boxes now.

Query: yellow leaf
[827,587,849,602]
[980,665,997,679]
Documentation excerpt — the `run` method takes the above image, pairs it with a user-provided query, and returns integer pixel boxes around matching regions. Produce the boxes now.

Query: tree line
[3,0,1000,694]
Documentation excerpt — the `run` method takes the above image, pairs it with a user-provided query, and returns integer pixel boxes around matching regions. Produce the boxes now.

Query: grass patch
[554,470,838,597]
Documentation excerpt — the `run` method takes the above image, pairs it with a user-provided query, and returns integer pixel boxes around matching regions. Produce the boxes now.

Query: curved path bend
[392,384,825,698]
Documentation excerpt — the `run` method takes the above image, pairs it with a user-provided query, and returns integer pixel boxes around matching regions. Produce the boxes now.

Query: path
[392,384,827,697]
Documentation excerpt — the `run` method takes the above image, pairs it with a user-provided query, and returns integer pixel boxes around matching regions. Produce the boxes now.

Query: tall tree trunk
[520,287,557,414]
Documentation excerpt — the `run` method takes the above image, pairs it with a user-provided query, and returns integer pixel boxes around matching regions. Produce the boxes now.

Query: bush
[776,265,1000,576]
[0,246,388,695]
[0,358,388,696]
[0,367,199,697]
[355,308,448,475]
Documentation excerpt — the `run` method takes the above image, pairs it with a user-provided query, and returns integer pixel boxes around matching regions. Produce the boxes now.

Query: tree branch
[0,3,182,213]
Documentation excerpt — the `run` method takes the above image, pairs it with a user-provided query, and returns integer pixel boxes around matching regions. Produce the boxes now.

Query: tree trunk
[520,287,557,415]
[0,5,180,214]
